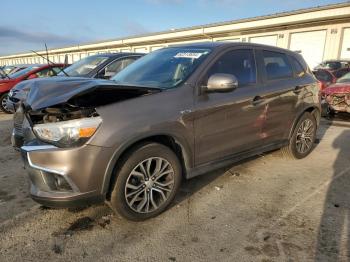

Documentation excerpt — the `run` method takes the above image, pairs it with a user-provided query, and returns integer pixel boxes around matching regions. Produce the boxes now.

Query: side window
[290,57,306,77]
[106,57,138,76]
[263,51,293,80]
[51,67,63,75]
[334,68,349,79]
[207,49,256,86]
[36,68,52,78]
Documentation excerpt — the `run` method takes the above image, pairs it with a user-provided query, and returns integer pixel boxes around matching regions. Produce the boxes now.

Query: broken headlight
[33,117,102,147]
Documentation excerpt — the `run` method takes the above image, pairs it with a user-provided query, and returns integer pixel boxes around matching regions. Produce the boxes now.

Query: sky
[0,0,347,55]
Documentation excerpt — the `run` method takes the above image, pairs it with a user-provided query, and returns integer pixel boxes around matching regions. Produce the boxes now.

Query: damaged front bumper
[324,93,350,113]
[21,144,114,208]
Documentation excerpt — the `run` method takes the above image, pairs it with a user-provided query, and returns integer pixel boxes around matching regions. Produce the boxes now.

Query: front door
[193,48,266,166]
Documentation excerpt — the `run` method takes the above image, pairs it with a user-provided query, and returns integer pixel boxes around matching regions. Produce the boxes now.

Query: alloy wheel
[295,119,315,154]
[125,157,175,214]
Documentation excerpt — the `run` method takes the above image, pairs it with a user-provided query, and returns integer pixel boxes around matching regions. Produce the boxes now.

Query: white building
[0,2,349,69]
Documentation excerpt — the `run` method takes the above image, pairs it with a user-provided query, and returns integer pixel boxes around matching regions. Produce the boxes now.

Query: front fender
[100,130,193,195]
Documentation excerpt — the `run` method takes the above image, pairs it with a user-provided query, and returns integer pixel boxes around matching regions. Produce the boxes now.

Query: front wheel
[0,93,12,114]
[281,112,317,159]
[109,143,182,221]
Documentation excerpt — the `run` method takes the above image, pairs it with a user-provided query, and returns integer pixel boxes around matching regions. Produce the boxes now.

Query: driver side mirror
[205,73,238,93]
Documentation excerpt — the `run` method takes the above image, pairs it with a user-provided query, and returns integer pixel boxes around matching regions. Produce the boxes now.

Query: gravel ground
[0,112,350,261]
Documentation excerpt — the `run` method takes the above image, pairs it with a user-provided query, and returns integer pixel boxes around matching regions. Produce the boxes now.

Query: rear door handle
[252,96,264,106]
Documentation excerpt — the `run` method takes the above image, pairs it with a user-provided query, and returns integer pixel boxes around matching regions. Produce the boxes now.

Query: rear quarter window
[290,56,307,77]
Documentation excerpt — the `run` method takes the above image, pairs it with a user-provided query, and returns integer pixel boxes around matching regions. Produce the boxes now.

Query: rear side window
[106,57,138,75]
[263,51,293,80]
[207,49,256,85]
[334,68,350,79]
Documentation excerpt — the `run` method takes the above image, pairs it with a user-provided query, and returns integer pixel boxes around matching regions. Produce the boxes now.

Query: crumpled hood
[323,83,350,95]
[25,77,160,110]
[13,78,41,91]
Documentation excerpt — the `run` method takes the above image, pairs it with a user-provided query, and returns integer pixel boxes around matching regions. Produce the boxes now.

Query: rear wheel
[109,143,182,221]
[0,93,11,114]
[281,112,317,159]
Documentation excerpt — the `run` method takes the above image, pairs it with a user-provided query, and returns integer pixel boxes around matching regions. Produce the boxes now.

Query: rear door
[255,49,304,143]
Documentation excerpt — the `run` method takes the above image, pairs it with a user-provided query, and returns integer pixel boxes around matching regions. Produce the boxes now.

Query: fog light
[53,174,72,192]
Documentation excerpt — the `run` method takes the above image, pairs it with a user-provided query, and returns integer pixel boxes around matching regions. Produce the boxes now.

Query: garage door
[340,28,350,59]
[289,30,326,69]
[250,35,278,46]
[73,54,81,63]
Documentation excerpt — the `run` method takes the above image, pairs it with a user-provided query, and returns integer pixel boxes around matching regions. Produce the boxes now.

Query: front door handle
[252,96,264,106]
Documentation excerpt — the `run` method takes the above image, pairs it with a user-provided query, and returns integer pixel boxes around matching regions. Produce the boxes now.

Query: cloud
[0,25,91,55]
[0,26,80,45]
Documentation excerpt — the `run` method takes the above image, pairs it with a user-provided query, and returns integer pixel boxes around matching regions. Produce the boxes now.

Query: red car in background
[314,60,350,90]
[313,69,337,90]
[322,72,350,115]
[0,64,30,79]
[0,64,67,113]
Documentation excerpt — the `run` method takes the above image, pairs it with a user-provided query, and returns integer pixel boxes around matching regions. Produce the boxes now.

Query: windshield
[58,56,108,76]
[336,72,350,83]
[111,47,212,89]
[9,66,39,79]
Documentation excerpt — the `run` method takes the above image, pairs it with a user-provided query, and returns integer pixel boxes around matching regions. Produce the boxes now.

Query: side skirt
[186,140,288,179]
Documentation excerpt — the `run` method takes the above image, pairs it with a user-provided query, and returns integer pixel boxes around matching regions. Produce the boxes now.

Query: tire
[281,112,317,159]
[321,104,335,118]
[109,142,182,221]
[326,106,335,117]
[0,93,12,114]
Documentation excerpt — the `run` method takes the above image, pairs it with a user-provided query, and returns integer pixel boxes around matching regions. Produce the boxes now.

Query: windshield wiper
[0,67,11,79]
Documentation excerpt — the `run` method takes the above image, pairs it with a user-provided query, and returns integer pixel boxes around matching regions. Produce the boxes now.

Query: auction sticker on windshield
[174,52,205,59]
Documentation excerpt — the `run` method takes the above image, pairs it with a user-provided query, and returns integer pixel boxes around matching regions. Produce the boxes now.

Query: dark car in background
[0,64,67,113]
[315,60,350,71]
[314,60,350,79]
[57,53,144,79]
[7,53,144,114]
[17,42,320,221]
